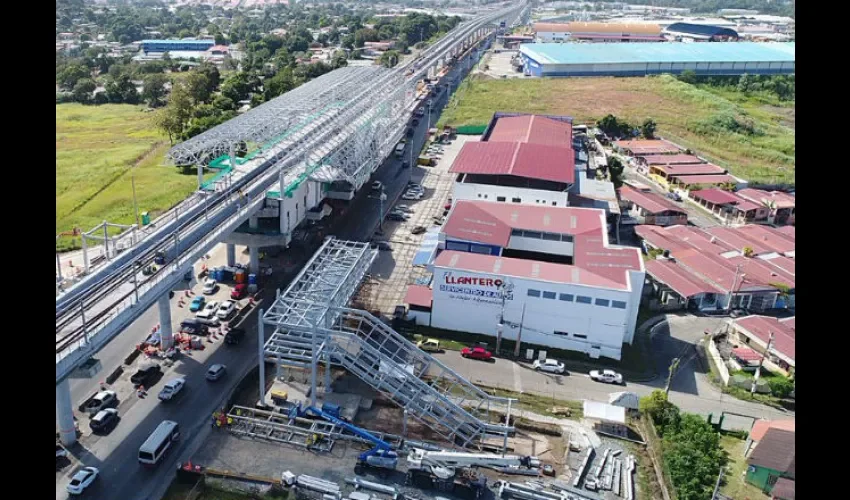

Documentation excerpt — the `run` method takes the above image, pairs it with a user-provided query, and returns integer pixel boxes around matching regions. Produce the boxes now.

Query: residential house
[745,428,795,497]
[618,186,687,226]
[613,139,680,156]
[690,188,794,226]
[729,315,795,375]
[745,419,795,456]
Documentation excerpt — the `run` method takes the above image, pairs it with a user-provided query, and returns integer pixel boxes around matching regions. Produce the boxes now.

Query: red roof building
[486,114,573,147]
[669,173,743,189]
[449,141,575,185]
[731,315,796,371]
[618,186,687,226]
[613,139,680,156]
[650,163,727,179]
[690,188,794,226]
[640,154,705,166]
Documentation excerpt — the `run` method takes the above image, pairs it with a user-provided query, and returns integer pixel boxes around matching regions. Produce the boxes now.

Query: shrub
[769,377,795,398]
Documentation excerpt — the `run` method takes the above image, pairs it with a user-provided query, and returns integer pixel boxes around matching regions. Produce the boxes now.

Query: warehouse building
[664,22,740,42]
[426,201,644,361]
[533,22,664,43]
[141,39,215,52]
[519,42,795,77]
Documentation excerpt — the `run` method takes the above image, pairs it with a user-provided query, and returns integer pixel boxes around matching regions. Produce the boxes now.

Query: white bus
[138,420,180,466]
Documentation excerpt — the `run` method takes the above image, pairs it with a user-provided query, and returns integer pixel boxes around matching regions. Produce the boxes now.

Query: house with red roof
[449,113,578,208]
[690,188,795,226]
[416,200,645,361]
[729,315,795,375]
[636,224,795,312]
[618,186,687,226]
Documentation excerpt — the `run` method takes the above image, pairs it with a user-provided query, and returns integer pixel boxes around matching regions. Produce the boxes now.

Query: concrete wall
[453,181,570,207]
[707,338,731,385]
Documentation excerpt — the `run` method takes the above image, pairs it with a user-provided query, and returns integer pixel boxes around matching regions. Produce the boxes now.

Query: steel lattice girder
[167,67,385,166]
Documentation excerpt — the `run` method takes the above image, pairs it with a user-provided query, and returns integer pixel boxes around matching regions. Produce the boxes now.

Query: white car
[533,359,566,375]
[67,466,99,495]
[402,191,423,201]
[84,390,117,416]
[216,299,237,319]
[395,204,414,213]
[371,180,383,191]
[158,377,186,402]
[202,278,218,295]
[196,300,220,320]
[206,363,227,381]
[589,369,624,385]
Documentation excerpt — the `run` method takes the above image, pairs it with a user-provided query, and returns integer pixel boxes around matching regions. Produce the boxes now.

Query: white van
[138,420,180,466]
[394,142,406,158]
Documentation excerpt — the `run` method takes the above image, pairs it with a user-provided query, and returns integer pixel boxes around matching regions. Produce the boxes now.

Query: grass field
[437,75,795,185]
[56,104,201,252]
[720,435,769,500]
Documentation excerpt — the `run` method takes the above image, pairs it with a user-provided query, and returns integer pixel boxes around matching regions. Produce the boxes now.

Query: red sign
[444,275,503,288]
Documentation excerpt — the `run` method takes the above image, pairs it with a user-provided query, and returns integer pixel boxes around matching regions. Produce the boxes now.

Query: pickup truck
[82,390,117,416]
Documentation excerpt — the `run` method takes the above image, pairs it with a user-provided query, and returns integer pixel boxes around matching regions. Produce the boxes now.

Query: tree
[58,64,90,89]
[678,70,697,85]
[662,413,725,500]
[378,50,400,68]
[72,78,96,103]
[607,156,625,189]
[263,67,298,101]
[155,81,193,144]
[639,390,679,430]
[331,53,348,69]
[186,71,214,103]
[641,118,657,139]
[597,114,632,139]
[105,73,139,104]
[142,73,168,107]
[221,71,259,103]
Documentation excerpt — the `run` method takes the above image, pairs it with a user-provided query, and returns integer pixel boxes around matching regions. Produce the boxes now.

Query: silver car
[206,364,227,382]
[589,369,624,385]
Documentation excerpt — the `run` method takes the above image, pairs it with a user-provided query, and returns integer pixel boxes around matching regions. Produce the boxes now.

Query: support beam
[56,378,77,446]
[258,310,266,406]
[226,244,236,267]
[158,293,174,351]
[249,246,260,274]
[249,217,259,229]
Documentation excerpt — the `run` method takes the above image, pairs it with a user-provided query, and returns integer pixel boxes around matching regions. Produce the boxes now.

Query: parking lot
[362,134,479,318]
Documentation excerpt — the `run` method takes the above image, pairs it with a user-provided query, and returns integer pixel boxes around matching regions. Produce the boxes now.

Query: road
[56,45,485,500]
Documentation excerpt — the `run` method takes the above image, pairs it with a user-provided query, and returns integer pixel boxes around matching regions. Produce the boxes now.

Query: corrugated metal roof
[642,154,705,165]
[652,163,727,176]
[644,259,722,297]
[488,115,573,148]
[449,141,575,184]
[520,42,795,66]
[748,428,795,475]
[619,186,685,215]
[614,139,680,155]
[735,188,796,209]
[665,22,739,38]
[533,22,662,35]
[670,174,740,186]
[404,285,433,308]
[733,315,796,362]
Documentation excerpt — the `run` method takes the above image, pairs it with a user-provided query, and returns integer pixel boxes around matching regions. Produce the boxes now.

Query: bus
[138,420,180,466]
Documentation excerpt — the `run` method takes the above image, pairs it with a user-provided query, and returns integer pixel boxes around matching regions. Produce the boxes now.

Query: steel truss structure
[262,239,514,450]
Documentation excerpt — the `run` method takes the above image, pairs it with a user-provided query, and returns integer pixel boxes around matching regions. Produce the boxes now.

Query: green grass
[438,74,795,185]
[720,435,769,500]
[56,104,204,252]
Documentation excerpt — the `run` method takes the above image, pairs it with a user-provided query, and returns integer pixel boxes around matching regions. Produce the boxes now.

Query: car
[395,204,414,213]
[84,390,117,416]
[387,213,407,222]
[401,191,423,201]
[67,466,99,495]
[202,278,218,295]
[56,444,68,459]
[158,377,186,402]
[666,192,682,202]
[401,159,410,169]
[371,180,383,191]
[224,327,246,345]
[196,300,220,320]
[231,283,248,300]
[411,226,427,235]
[416,338,441,353]
[188,295,206,312]
[412,118,420,126]
[584,478,599,491]
[407,183,424,192]
[180,318,210,335]
[389,209,410,218]
[89,408,119,433]
[130,364,162,387]
[206,364,227,382]
[533,359,567,375]
[589,369,624,385]
[407,181,421,188]
[461,346,493,361]
[216,299,237,319]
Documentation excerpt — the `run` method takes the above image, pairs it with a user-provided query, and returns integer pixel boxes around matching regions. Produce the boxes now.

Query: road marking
[512,362,523,393]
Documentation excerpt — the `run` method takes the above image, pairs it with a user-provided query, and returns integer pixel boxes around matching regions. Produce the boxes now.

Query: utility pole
[495,281,507,353]
[665,358,680,396]
[711,466,726,499]
[131,166,141,229]
[751,332,774,395]
[513,303,527,358]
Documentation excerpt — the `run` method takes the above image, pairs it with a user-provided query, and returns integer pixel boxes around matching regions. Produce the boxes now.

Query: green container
[141,212,150,225]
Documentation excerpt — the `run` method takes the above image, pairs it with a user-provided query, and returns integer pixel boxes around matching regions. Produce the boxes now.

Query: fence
[639,415,676,500]
[707,339,731,385]
[455,124,488,135]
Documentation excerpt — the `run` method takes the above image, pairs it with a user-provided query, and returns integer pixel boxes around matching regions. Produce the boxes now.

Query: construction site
[173,237,640,500]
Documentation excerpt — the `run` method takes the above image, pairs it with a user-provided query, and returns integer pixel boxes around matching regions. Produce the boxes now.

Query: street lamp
[130,165,141,229]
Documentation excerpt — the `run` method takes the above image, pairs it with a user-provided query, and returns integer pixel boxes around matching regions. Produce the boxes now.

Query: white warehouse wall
[453,182,571,207]
[279,179,324,235]
[431,265,637,360]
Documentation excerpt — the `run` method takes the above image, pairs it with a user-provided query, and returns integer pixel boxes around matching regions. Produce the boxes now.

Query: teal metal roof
[520,42,795,65]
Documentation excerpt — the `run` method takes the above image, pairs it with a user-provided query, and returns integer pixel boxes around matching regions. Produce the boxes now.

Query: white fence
[707,338,731,385]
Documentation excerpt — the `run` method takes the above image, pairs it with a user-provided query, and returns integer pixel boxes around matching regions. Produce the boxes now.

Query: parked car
[224,327,246,345]
[180,318,210,335]
[389,209,410,219]
[401,159,410,169]
[231,283,248,300]
[206,364,227,382]
[56,444,68,459]
[589,369,624,385]
[67,467,99,495]
[216,299,237,319]
[387,213,407,222]
[411,226,427,235]
[196,300,220,320]
[371,181,383,191]
[402,191,423,201]
[202,278,218,295]
[83,391,117,416]
[130,364,161,387]
[412,118,420,126]
[158,377,186,402]
[189,296,206,312]
[533,359,567,375]
[416,338,441,353]
[666,192,682,202]
[584,478,599,491]
[395,204,414,213]
[89,408,119,433]
[461,346,493,361]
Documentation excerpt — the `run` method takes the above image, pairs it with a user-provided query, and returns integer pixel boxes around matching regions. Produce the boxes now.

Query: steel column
[249,246,260,274]
[158,293,174,350]
[226,244,236,267]
[56,378,77,446]
[259,309,266,406]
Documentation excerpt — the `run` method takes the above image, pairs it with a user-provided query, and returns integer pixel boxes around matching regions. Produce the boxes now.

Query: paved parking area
[363,135,479,317]
[480,50,524,79]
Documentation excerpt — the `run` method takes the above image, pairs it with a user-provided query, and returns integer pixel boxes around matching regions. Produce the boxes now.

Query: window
[511,229,523,237]
[470,244,492,254]
[524,231,542,239]
[527,289,541,298]
[542,232,560,241]
[595,298,610,307]
[554,330,569,336]
[561,234,574,243]
[536,200,540,203]
[477,193,482,198]
[552,201,557,206]
[574,334,587,339]
[497,196,506,202]
[446,241,469,252]
[512,197,521,203]
[559,293,574,302]
[484,194,488,199]
[591,344,601,349]
[542,291,556,299]
[576,295,592,304]
[611,300,627,309]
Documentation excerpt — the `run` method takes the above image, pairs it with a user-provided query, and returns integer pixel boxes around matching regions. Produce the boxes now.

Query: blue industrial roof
[665,23,739,38]
[521,42,795,65]
[141,39,214,45]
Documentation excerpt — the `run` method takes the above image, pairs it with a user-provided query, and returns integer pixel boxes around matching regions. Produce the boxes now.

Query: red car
[461,346,493,361]
[231,283,248,300]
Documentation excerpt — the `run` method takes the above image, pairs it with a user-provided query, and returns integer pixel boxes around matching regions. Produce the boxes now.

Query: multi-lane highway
[56,26,494,500]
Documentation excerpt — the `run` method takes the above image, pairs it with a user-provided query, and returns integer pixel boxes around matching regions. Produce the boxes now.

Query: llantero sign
[444,275,504,288]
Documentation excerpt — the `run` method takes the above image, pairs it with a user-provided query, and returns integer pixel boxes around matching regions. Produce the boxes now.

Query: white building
[421,201,644,361]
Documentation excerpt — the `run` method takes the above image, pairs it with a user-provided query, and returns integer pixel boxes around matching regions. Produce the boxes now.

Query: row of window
[510,228,574,243]
[527,289,628,310]
[474,193,560,206]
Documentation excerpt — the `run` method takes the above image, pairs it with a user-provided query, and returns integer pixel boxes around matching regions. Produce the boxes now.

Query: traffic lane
[61,302,263,500]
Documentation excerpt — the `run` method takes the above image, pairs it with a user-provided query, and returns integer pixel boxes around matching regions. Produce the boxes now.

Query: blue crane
[291,403,399,473]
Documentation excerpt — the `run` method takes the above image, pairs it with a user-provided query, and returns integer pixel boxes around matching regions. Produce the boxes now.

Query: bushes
[769,377,795,399]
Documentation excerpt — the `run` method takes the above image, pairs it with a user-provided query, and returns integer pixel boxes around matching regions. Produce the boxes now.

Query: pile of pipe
[623,455,636,500]
[296,475,342,499]
[346,477,401,500]
[571,446,595,488]
[497,481,599,500]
